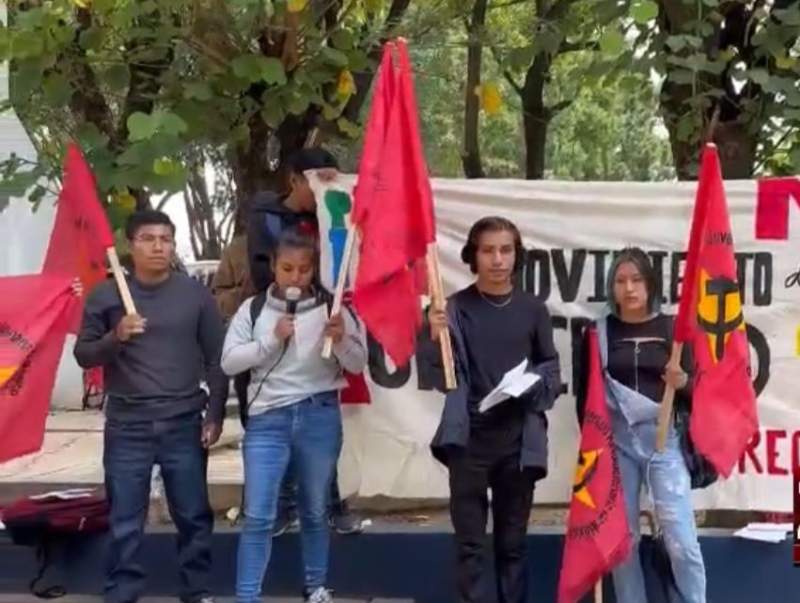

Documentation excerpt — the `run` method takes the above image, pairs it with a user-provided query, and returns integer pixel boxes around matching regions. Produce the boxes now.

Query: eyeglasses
[133,234,175,246]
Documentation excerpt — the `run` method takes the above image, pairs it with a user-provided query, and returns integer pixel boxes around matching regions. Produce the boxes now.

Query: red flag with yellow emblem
[557,329,631,603]
[674,144,758,477]
[0,275,74,463]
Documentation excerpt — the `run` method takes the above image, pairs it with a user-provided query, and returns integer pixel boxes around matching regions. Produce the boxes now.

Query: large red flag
[558,329,631,603]
[674,144,758,477]
[352,39,436,367]
[0,275,74,463]
[43,143,115,332]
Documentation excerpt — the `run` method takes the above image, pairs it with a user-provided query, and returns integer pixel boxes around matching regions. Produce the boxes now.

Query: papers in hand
[478,360,541,413]
[293,305,329,358]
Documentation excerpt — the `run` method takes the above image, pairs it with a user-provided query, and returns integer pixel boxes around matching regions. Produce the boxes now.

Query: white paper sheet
[29,487,97,501]
[734,523,793,543]
[293,306,329,358]
[478,360,541,413]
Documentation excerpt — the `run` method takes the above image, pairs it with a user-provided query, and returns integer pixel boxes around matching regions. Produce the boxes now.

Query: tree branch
[546,98,572,117]
[340,0,412,123]
[559,39,599,53]
[116,8,178,144]
[488,44,523,95]
[66,8,115,142]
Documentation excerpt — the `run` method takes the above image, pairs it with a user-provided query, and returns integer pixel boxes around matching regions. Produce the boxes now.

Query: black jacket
[418,289,562,476]
[246,191,316,291]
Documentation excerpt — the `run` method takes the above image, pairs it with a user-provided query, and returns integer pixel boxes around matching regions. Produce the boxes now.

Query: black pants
[448,449,536,603]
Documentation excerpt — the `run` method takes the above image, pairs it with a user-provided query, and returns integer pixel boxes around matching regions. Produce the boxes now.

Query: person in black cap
[243,147,363,536]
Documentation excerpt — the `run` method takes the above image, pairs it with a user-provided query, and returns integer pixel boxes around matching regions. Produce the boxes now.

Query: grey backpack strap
[595,316,610,370]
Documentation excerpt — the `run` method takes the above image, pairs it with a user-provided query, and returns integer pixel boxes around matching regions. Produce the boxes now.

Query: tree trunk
[656,0,784,179]
[520,52,552,180]
[522,110,549,180]
[462,0,487,179]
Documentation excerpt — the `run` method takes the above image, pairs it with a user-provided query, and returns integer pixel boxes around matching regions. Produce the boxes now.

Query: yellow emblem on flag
[696,269,745,364]
[0,366,17,388]
[572,448,602,510]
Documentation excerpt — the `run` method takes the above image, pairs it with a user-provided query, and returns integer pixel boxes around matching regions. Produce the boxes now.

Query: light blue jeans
[236,392,342,603]
[613,430,706,603]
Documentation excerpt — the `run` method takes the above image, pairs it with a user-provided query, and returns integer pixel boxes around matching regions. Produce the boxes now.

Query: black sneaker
[272,514,300,536]
[329,509,364,535]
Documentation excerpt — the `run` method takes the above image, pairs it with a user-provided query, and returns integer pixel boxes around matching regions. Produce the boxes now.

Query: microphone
[285,286,302,316]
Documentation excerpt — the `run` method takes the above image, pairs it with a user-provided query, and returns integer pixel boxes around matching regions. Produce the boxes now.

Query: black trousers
[448,448,536,603]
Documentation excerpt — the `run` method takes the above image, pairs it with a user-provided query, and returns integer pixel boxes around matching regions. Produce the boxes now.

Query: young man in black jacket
[74,210,225,603]
[245,148,363,536]
[424,217,562,603]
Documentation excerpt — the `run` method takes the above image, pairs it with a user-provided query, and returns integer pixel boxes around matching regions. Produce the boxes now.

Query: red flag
[42,143,115,331]
[755,176,800,240]
[352,39,436,367]
[0,275,74,463]
[674,144,759,477]
[558,329,631,603]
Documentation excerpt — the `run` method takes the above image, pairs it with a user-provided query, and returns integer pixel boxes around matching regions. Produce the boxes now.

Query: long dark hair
[460,216,525,274]
[606,247,662,316]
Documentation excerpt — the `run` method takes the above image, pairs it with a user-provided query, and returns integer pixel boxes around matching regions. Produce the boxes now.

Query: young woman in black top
[576,247,706,603]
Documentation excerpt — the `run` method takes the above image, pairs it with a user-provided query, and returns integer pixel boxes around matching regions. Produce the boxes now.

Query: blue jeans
[103,412,213,603]
[613,430,706,603]
[237,392,342,603]
[277,463,345,518]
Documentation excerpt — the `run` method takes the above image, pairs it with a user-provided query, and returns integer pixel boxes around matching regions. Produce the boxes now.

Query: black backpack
[232,291,268,428]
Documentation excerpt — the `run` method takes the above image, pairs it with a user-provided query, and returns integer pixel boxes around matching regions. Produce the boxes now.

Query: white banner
[189,177,797,512]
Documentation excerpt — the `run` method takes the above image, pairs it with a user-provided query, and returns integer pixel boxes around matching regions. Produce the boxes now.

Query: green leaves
[43,73,72,105]
[320,47,349,68]
[183,81,213,101]
[599,29,625,56]
[0,156,49,200]
[79,27,104,51]
[336,117,361,139]
[127,113,158,141]
[260,103,286,129]
[11,31,44,58]
[102,64,131,91]
[630,1,658,25]
[11,59,43,99]
[231,55,287,84]
[533,27,563,56]
[127,110,188,142]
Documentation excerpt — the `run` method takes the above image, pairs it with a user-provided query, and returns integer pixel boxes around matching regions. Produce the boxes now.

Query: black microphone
[285,286,302,316]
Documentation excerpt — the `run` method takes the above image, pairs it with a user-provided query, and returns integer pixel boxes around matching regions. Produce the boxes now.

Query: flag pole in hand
[426,245,456,390]
[322,221,358,359]
[106,248,137,316]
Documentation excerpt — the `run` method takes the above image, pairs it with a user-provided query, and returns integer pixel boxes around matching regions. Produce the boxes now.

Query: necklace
[478,288,514,308]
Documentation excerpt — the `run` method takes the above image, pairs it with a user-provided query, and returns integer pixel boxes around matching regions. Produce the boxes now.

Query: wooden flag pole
[656,341,684,451]
[322,222,358,359]
[426,244,457,390]
[595,579,603,603]
[106,247,137,315]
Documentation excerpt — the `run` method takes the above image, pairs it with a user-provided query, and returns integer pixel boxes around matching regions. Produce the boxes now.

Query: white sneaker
[304,586,334,603]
